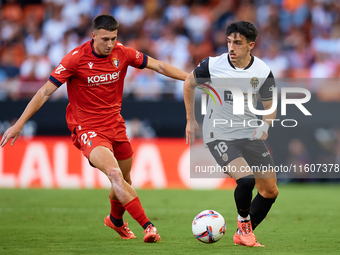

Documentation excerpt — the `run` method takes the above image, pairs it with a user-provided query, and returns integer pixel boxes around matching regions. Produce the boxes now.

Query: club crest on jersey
[250,77,259,88]
[55,64,66,74]
[112,58,119,68]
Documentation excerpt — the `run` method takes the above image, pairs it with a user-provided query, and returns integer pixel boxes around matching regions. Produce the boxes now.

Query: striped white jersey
[193,53,276,144]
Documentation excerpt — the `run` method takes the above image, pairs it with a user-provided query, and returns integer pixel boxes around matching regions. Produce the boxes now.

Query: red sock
[124,197,150,228]
[110,198,126,219]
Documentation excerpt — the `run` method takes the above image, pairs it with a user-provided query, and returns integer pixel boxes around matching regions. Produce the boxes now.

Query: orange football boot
[233,219,256,246]
[104,215,136,239]
[233,230,265,247]
[143,225,161,243]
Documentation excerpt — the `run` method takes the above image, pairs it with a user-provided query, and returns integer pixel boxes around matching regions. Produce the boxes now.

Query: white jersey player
[184,21,279,248]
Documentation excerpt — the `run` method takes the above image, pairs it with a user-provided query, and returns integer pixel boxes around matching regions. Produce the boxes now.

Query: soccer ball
[192,210,226,243]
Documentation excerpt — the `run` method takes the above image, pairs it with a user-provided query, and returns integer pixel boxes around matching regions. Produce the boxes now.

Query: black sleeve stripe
[138,54,148,69]
[268,71,274,79]
[193,69,202,84]
[49,75,63,87]
[264,71,274,85]
[193,57,211,84]
[259,71,275,101]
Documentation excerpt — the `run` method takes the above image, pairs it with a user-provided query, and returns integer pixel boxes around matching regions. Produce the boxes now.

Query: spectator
[163,0,189,27]
[154,24,190,97]
[19,54,52,98]
[132,69,163,101]
[61,0,93,29]
[311,1,335,32]
[0,50,20,100]
[184,3,211,43]
[280,0,309,32]
[0,19,21,45]
[111,0,145,40]
[154,24,189,72]
[24,26,48,57]
[42,3,69,44]
[310,52,336,79]
[0,0,23,24]
[92,0,113,17]
[212,0,235,32]
[262,43,289,78]
[143,10,164,40]
[74,14,92,40]
[48,31,79,68]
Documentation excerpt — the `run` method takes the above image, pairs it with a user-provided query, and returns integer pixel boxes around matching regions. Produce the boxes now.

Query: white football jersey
[193,53,276,144]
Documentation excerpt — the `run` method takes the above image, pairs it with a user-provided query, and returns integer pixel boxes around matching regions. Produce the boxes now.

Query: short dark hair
[226,21,258,42]
[93,15,119,31]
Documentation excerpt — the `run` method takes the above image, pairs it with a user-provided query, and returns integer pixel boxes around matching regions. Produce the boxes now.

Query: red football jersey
[49,40,148,131]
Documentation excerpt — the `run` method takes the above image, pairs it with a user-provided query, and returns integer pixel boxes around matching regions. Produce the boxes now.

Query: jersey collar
[90,40,109,58]
[227,54,254,70]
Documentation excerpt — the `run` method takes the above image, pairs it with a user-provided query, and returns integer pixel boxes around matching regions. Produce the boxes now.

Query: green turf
[0,184,339,255]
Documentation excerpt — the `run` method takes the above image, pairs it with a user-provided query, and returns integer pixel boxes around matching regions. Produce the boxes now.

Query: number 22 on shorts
[81,131,97,146]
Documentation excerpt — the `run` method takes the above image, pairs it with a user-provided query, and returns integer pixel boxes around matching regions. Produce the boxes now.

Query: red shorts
[71,122,133,161]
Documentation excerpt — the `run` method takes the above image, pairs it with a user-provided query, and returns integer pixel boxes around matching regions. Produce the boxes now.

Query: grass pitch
[0,184,339,255]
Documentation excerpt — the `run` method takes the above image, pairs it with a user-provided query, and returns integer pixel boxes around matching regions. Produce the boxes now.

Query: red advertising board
[0,137,235,189]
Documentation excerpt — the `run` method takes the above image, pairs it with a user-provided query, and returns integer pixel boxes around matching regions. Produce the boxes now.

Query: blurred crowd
[1,0,340,101]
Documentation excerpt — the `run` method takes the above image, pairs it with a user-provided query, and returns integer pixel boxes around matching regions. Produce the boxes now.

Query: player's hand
[185,120,198,146]
[252,122,269,141]
[0,125,22,147]
[252,129,268,141]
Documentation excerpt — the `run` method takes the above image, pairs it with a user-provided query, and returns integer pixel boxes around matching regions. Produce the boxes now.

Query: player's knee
[236,175,255,190]
[272,186,279,198]
[261,185,279,199]
[106,167,123,182]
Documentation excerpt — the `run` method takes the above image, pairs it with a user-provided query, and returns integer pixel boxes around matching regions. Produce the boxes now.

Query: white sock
[238,214,250,222]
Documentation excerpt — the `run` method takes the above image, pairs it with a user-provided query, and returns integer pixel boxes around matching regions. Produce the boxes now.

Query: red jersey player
[0,15,188,243]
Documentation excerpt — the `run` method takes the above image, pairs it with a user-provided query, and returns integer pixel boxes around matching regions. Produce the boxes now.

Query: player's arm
[184,72,200,146]
[146,56,188,81]
[184,57,211,145]
[0,81,58,147]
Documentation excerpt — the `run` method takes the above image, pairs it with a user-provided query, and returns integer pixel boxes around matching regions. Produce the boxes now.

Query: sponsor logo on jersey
[112,58,119,68]
[55,64,66,74]
[87,71,121,84]
[136,51,140,59]
[72,50,79,55]
[250,77,259,88]
[88,62,94,69]
[262,151,270,157]
[224,91,233,102]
